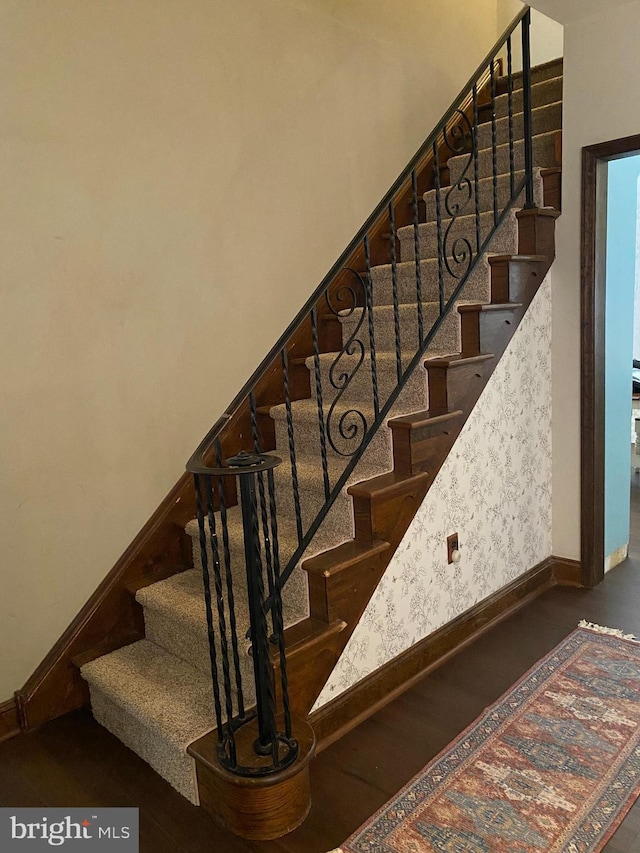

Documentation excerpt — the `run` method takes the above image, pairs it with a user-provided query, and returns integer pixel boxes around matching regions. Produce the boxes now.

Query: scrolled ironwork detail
[324,269,369,457]
[444,110,475,218]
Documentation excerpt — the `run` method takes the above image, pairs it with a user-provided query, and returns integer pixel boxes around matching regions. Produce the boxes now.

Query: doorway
[581,135,640,588]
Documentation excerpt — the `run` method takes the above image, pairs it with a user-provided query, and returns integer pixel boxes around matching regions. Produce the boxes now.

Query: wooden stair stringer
[278,206,560,724]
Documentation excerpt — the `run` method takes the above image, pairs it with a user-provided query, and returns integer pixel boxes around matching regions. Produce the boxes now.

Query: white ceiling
[529,0,638,24]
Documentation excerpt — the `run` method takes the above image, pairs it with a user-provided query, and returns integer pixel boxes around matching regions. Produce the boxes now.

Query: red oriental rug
[331,623,640,853]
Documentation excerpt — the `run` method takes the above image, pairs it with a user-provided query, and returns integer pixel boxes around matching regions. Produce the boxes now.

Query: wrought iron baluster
[521,10,535,208]
[363,235,380,418]
[232,459,278,759]
[432,139,445,316]
[267,467,293,740]
[411,169,424,349]
[472,84,481,255]
[507,35,516,200]
[249,392,276,609]
[388,201,403,384]
[214,439,245,720]
[194,475,229,758]
[490,59,499,226]
[203,475,237,750]
[281,348,303,545]
[311,306,331,502]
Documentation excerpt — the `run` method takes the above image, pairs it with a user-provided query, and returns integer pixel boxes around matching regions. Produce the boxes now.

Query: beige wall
[526,0,640,559]
[0,0,501,697]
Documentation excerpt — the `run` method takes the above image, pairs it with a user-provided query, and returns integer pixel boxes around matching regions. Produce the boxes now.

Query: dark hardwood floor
[2,501,640,852]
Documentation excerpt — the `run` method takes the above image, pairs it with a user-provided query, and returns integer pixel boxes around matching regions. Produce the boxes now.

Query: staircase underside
[73,60,564,806]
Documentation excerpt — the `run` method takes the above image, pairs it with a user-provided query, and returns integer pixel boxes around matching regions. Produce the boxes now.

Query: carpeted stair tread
[81,640,215,740]
[397,208,520,262]
[497,58,562,90]
[489,75,562,119]
[447,130,559,185]
[369,255,493,308]
[424,170,546,222]
[476,100,562,151]
[81,640,215,803]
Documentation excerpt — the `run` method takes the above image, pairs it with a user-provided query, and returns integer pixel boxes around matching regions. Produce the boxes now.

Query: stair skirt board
[79,67,562,806]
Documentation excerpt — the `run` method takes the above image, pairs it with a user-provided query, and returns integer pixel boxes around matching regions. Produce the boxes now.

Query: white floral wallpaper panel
[313,275,553,710]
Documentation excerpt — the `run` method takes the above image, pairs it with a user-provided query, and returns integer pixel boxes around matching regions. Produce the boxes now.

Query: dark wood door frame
[581,134,640,588]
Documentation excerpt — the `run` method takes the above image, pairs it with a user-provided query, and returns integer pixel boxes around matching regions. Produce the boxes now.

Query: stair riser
[448,133,558,186]
[497,61,562,91]
[370,254,491,307]
[424,174,523,224]
[142,601,256,686]
[488,77,562,120]
[339,303,459,360]
[426,358,494,413]
[305,353,428,409]
[476,101,562,151]
[270,416,397,493]
[391,424,463,477]
[88,686,205,804]
[460,307,524,360]
[351,476,430,546]
[489,257,546,304]
[398,208,519,263]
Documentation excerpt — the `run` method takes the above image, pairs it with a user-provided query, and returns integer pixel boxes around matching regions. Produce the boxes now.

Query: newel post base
[188,717,316,840]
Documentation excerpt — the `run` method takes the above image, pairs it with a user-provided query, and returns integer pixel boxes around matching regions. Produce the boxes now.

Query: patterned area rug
[331,623,640,852]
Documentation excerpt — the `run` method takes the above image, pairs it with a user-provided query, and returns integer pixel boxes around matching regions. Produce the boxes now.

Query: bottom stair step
[81,640,216,804]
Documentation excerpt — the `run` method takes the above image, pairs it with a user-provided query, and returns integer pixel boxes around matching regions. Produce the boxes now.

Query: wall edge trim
[311,556,564,750]
[0,697,21,744]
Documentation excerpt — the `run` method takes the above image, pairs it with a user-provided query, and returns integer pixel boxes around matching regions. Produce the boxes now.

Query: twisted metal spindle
[507,35,516,199]
[432,139,445,316]
[363,235,380,418]
[388,201,403,384]
[411,169,424,348]
[521,10,535,208]
[194,475,228,753]
[203,476,238,749]
[490,59,499,226]
[267,467,293,739]
[214,439,245,719]
[311,306,331,502]
[472,84,482,255]
[281,348,303,545]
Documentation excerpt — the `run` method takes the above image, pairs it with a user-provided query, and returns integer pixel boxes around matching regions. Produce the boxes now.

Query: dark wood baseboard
[0,697,20,744]
[551,556,583,587]
[310,557,558,751]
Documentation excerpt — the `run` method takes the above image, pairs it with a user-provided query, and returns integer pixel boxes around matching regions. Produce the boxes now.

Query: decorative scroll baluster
[311,306,331,501]
[521,10,535,208]
[490,59,499,225]
[388,201,403,384]
[267,467,292,739]
[432,139,445,316]
[411,169,424,348]
[214,439,245,720]
[472,84,482,254]
[507,35,516,199]
[194,475,228,755]
[363,235,380,418]
[281,348,303,544]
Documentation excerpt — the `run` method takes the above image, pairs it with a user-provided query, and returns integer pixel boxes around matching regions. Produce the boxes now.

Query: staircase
[72,13,563,839]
